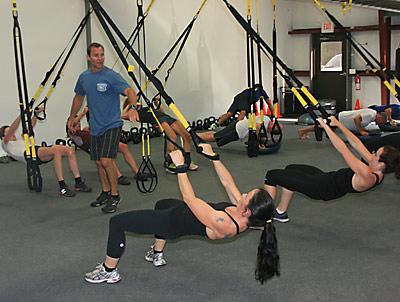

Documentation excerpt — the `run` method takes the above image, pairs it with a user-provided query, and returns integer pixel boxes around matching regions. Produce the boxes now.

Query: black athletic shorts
[24,145,52,165]
[138,107,176,126]
[214,122,239,147]
[90,126,122,161]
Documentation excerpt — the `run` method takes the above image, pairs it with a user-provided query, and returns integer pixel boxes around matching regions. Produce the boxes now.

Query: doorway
[311,33,352,112]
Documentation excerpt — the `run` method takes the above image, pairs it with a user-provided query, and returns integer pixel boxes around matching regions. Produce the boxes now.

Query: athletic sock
[153,250,163,254]
[103,263,115,272]
[276,208,285,214]
[74,177,82,185]
[58,180,67,189]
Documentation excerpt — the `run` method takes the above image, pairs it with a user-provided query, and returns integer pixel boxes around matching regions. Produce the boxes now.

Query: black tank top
[329,168,383,195]
[171,202,239,238]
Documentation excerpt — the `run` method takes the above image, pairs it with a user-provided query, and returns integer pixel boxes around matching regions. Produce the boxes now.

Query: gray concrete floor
[1,123,399,302]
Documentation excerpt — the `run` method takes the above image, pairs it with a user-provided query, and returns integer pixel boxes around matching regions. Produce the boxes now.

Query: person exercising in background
[267,116,400,223]
[1,109,91,197]
[298,108,387,139]
[121,98,198,173]
[368,104,400,126]
[211,84,274,129]
[338,108,387,136]
[197,116,272,148]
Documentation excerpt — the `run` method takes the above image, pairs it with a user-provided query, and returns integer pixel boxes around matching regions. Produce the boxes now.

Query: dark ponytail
[379,145,400,179]
[255,222,280,284]
[247,189,280,284]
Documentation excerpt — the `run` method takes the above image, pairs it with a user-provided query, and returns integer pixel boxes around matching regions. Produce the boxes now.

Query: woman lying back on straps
[84,144,280,285]
[266,116,400,223]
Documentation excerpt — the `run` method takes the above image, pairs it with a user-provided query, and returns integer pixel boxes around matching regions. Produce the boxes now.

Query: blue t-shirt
[74,67,129,135]
[369,104,400,119]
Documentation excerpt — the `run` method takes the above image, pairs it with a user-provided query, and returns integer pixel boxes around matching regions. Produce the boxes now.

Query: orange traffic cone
[354,99,361,110]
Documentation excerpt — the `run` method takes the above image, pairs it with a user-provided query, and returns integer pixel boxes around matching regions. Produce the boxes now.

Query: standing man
[67,42,139,214]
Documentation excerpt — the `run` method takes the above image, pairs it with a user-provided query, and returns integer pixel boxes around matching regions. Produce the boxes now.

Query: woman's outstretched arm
[318,117,372,178]
[199,144,242,205]
[328,116,374,163]
[170,150,234,237]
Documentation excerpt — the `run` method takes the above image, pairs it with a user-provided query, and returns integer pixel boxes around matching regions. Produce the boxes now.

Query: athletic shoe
[101,195,121,214]
[208,122,219,131]
[165,163,177,174]
[273,209,289,223]
[0,156,10,164]
[188,162,199,171]
[84,263,121,284]
[118,175,131,186]
[75,181,92,192]
[144,246,166,267]
[90,192,110,207]
[59,187,76,197]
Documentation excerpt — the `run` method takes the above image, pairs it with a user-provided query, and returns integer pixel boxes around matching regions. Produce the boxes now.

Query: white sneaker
[84,263,121,284]
[188,162,199,171]
[144,246,167,267]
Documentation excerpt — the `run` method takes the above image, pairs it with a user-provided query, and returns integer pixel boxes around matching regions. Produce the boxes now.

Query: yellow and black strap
[88,0,219,161]
[313,0,400,101]
[136,126,158,193]
[33,10,91,121]
[11,0,42,192]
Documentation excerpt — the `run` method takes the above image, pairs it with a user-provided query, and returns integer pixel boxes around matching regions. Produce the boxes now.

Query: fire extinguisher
[355,74,361,90]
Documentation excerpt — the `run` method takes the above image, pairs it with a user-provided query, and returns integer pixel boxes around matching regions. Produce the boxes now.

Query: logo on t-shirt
[97,83,108,92]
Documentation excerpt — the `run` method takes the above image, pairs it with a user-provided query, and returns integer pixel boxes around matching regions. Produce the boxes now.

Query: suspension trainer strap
[222,0,329,120]
[11,0,42,192]
[139,0,208,103]
[313,0,400,100]
[270,0,282,143]
[164,0,207,84]
[111,0,155,69]
[136,127,158,193]
[29,10,92,111]
[90,0,187,159]
[88,0,219,160]
[246,0,259,157]
[34,10,91,120]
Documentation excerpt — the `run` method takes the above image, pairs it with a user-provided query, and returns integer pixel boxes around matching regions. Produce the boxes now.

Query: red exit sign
[322,21,334,33]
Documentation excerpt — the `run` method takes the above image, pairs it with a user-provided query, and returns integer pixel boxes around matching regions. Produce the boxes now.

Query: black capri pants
[264,164,342,201]
[106,199,199,259]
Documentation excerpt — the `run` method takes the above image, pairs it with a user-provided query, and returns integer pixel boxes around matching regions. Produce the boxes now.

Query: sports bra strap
[372,172,383,186]
[224,209,240,235]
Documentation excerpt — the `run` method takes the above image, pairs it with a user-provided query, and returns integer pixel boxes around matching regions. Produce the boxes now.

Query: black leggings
[107,199,187,258]
[265,164,336,200]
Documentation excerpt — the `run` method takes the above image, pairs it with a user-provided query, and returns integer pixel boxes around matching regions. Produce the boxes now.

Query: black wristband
[175,164,189,173]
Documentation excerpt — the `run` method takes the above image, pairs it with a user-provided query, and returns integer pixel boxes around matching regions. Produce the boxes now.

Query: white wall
[91,0,286,121]
[0,0,87,143]
[1,0,398,143]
